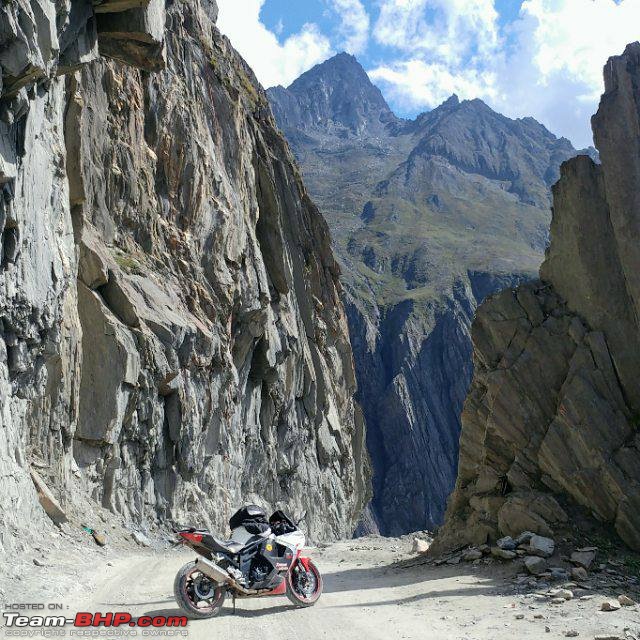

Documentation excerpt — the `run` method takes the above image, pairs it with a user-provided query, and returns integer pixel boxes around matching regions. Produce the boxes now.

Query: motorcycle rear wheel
[174,561,226,619]
[286,559,323,607]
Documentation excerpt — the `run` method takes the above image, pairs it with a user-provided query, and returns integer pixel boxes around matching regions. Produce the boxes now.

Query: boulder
[570,550,596,570]
[528,535,555,558]
[550,568,570,581]
[411,538,430,555]
[618,594,636,607]
[571,566,588,581]
[491,546,517,560]
[497,536,517,551]
[516,531,535,546]
[524,556,548,576]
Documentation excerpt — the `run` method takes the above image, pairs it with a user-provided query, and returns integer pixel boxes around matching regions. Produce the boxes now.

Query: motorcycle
[173,505,323,618]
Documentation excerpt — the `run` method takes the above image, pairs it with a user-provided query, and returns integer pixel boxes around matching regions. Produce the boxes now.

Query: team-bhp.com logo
[2,611,188,628]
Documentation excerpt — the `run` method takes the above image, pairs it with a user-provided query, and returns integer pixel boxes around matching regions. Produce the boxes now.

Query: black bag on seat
[229,505,269,534]
[269,510,297,535]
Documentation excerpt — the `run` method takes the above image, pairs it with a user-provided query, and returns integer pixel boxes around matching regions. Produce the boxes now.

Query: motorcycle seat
[216,537,245,554]
[201,534,244,555]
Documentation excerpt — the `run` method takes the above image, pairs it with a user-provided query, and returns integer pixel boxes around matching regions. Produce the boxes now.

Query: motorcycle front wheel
[286,559,323,607]
[174,561,226,619]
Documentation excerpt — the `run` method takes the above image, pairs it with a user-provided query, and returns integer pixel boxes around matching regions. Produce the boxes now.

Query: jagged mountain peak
[287,52,381,100]
[441,93,460,108]
[267,53,396,134]
[398,94,579,206]
[290,52,368,86]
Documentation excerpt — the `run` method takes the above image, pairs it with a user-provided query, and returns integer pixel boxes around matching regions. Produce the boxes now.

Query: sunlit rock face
[0,0,369,553]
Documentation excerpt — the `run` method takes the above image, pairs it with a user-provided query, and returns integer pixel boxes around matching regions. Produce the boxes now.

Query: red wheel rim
[182,567,224,613]
[289,561,321,602]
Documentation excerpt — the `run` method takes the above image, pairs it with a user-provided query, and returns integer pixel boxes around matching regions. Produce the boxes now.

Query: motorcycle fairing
[177,509,309,593]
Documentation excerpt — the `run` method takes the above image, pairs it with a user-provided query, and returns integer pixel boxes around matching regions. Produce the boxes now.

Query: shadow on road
[100,598,174,607]
[325,583,497,609]
[322,558,510,596]
[229,604,293,618]
[140,604,295,620]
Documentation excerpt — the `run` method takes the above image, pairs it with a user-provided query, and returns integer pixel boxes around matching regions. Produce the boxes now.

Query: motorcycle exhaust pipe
[195,558,257,595]
[195,557,232,584]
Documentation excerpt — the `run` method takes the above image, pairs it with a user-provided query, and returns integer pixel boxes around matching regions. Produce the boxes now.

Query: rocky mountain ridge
[434,42,640,553]
[0,0,368,553]
[267,53,591,535]
[268,53,396,136]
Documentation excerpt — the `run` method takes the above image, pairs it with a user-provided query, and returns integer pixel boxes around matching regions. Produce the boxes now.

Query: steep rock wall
[434,43,640,553]
[0,0,368,553]
[347,272,524,536]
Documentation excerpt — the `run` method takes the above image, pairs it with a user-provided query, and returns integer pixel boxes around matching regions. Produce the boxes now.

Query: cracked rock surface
[435,43,640,554]
[0,0,369,553]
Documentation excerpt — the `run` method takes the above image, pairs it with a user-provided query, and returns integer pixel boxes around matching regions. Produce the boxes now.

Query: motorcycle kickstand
[232,593,236,615]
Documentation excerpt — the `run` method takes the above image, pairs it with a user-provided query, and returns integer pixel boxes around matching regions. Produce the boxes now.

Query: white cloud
[374,0,500,65]
[369,60,497,110]
[494,0,640,146]
[367,0,640,148]
[216,0,332,88]
[519,0,640,98]
[368,0,502,122]
[330,0,370,54]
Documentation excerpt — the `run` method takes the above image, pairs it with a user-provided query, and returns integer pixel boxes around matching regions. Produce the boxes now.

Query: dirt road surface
[2,537,639,640]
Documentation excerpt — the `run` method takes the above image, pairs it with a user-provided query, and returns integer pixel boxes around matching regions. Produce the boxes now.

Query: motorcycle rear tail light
[181,532,203,543]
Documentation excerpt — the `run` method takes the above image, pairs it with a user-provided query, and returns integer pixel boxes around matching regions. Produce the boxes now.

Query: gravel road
[64,538,640,640]
[2,536,638,640]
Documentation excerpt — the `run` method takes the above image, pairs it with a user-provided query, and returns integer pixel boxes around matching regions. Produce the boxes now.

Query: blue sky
[217,1,640,149]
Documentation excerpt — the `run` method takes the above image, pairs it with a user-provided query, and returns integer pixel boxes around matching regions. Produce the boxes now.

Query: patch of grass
[290,128,549,311]
[114,252,139,273]
[237,67,261,108]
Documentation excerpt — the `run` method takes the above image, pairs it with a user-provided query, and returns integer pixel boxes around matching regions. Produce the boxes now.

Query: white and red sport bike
[173,505,322,618]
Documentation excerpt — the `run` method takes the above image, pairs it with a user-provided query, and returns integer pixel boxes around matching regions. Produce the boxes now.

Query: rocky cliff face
[0,0,368,553]
[434,43,640,553]
[267,55,589,535]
